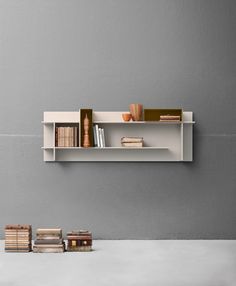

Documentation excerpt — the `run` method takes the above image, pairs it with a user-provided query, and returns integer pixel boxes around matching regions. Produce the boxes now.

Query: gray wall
[0,0,235,239]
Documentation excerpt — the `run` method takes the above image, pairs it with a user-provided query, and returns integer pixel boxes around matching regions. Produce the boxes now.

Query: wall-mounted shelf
[42,111,194,162]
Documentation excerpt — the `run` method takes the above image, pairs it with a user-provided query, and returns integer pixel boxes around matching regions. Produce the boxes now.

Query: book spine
[55,127,58,147]
[61,127,65,147]
[75,127,78,147]
[72,127,75,147]
[93,126,97,147]
[99,128,103,147]
[95,125,100,147]
[101,128,105,148]
[66,127,69,147]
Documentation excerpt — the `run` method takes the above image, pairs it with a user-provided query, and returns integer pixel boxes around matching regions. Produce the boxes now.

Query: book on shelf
[93,125,106,148]
[101,128,106,147]
[121,142,143,147]
[159,115,181,122]
[93,126,98,147]
[99,128,103,147]
[121,137,144,147]
[55,127,78,147]
[121,137,143,143]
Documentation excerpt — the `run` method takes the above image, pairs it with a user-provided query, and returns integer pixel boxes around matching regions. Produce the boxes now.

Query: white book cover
[99,128,103,148]
[95,125,100,147]
[101,128,106,147]
[93,126,97,147]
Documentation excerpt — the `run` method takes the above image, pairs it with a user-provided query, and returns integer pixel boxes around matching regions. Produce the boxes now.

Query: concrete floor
[0,240,236,286]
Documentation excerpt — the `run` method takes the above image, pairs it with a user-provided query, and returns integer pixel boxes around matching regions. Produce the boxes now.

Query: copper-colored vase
[129,104,143,121]
[83,113,90,147]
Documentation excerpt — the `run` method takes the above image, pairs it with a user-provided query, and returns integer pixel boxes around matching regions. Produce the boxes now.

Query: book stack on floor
[33,228,65,253]
[55,127,78,147]
[93,125,105,147]
[160,115,181,122]
[5,224,32,252]
[121,137,144,147]
[67,230,92,251]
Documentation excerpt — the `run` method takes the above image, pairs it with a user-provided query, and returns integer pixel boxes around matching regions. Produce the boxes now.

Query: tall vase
[129,104,143,121]
[83,113,90,147]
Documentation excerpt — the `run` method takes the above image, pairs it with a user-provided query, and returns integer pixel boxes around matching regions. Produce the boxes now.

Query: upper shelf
[43,111,194,124]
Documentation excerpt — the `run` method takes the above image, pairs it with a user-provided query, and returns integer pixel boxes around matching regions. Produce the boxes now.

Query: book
[33,246,65,253]
[5,225,32,230]
[101,128,106,147]
[160,115,181,121]
[67,230,92,252]
[121,142,143,147]
[67,246,92,252]
[95,124,100,147]
[36,228,62,234]
[5,224,32,252]
[93,126,97,147]
[33,244,65,248]
[34,239,63,245]
[121,137,143,143]
[99,128,103,147]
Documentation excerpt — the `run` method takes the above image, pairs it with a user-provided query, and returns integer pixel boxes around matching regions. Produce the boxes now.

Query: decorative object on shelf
[5,224,32,252]
[67,230,92,252]
[144,109,182,121]
[121,137,144,147]
[129,104,143,121]
[80,109,94,148]
[83,114,90,147]
[33,228,65,253]
[122,113,132,122]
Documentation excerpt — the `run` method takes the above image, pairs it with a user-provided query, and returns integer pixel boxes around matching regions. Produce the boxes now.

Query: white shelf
[42,111,194,162]
[94,121,195,124]
[42,147,54,149]
[42,147,168,150]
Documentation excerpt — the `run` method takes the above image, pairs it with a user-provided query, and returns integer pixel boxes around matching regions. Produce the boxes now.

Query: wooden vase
[129,104,143,121]
[83,114,90,147]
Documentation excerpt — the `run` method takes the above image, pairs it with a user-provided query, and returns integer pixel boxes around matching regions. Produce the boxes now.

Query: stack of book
[160,115,181,122]
[33,228,65,253]
[5,224,32,252]
[121,137,144,147]
[67,230,92,252]
[55,127,78,147]
[93,125,106,147]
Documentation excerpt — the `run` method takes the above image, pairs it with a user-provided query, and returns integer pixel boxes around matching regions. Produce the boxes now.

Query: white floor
[0,240,236,286]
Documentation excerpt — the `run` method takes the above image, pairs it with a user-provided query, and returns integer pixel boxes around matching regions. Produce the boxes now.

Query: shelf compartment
[94,121,195,124]
[50,147,169,150]
[54,147,170,162]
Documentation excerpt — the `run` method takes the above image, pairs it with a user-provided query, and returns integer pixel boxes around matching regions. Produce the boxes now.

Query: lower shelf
[42,147,169,150]
[42,147,182,162]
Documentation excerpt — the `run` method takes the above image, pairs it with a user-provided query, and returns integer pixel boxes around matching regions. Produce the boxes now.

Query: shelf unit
[42,111,194,162]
